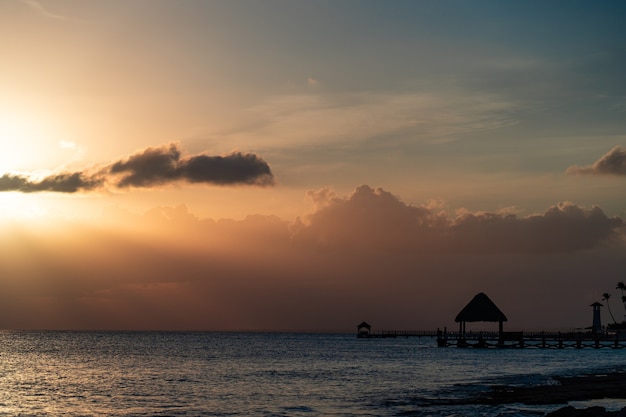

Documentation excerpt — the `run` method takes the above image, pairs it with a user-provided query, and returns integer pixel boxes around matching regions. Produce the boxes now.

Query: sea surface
[0,331,625,416]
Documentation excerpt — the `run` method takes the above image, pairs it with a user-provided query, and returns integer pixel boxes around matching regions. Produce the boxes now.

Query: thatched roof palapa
[455,292,507,323]
[357,321,371,330]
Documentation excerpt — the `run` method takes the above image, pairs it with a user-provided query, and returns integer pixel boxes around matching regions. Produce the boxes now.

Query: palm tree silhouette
[617,282,626,319]
[602,293,617,325]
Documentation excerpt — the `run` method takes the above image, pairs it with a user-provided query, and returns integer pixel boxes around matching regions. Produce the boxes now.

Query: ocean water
[0,332,625,416]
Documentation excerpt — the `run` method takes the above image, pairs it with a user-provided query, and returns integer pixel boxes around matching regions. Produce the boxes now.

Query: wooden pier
[437,329,626,348]
[356,330,439,339]
[357,293,626,348]
[358,328,626,349]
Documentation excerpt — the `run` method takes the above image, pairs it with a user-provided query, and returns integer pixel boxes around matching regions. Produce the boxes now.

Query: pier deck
[357,330,439,338]
[358,329,626,348]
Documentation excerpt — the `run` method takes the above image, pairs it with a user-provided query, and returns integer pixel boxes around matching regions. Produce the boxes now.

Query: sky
[1,0,626,332]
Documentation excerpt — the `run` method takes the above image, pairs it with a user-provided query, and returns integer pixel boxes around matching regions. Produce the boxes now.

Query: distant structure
[358,292,626,348]
[357,321,371,337]
[455,292,508,337]
[590,302,603,333]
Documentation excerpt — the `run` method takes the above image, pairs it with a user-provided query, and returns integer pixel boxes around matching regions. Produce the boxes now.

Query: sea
[0,331,625,417]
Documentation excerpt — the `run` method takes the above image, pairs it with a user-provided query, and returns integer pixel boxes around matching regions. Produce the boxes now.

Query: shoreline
[422,372,626,415]
[483,372,626,405]
[481,372,626,417]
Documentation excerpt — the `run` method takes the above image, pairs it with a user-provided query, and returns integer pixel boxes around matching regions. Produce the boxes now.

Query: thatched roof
[455,292,508,323]
[357,321,371,330]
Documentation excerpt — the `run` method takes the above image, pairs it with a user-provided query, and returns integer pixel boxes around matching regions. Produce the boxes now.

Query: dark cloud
[567,146,626,176]
[0,172,103,193]
[0,143,274,193]
[110,144,274,187]
[109,144,182,187]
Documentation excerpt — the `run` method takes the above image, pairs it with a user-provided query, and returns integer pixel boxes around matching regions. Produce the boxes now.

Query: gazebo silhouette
[455,292,508,337]
[357,322,371,337]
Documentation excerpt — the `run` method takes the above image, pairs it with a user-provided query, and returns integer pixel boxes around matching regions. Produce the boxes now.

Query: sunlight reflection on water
[0,331,624,416]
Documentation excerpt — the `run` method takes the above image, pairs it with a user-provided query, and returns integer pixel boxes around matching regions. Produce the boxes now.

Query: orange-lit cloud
[292,185,623,253]
[0,185,623,332]
[567,145,626,176]
[0,143,274,193]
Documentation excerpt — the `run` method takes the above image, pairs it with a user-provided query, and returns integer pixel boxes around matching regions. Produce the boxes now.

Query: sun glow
[0,108,70,173]
[0,193,51,222]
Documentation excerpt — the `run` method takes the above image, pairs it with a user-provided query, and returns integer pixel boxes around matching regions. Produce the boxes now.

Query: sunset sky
[1,0,626,331]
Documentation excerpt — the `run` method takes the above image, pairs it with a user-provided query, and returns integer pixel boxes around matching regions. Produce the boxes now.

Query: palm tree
[602,293,617,325]
[617,282,626,318]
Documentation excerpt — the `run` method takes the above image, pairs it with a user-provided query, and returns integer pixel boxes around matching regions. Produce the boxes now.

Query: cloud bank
[0,143,274,193]
[292,185,623,254]
[1,185,624,331]
[567,145,626,176]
